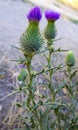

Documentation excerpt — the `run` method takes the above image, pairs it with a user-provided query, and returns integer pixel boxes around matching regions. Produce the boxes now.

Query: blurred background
[58,0,78,10]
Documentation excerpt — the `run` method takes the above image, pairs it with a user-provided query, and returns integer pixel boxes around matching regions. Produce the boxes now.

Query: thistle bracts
[20,7,44,57]
[44,10,60,40]
[20,21,43,56]
[44,21,57,40]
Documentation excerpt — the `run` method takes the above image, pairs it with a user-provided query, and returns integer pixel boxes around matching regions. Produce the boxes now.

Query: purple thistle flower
[45,10,60,21]
[27,6,42,22]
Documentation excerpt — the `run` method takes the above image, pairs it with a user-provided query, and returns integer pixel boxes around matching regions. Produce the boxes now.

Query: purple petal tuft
[27,6,42,22]
[45,10,60,21]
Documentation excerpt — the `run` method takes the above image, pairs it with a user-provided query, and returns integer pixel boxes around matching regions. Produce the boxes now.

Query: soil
[0,0,78,129]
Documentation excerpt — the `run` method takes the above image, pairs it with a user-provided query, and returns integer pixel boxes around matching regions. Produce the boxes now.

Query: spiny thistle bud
[44,10,60,40]
[66,51,75,67]
[20,6,44,57]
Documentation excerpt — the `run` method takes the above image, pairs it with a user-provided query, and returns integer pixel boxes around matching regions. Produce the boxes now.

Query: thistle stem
[26,56,44,130]
[47,42,55,102]
[47,41,61,128]
[26,57,32,109]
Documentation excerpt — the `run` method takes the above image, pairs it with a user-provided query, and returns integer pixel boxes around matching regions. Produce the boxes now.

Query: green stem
[47,43,55,102]
[26,57,43,130]
[47,41,61,128]
[66,68,77,127]
[26,57,32,109]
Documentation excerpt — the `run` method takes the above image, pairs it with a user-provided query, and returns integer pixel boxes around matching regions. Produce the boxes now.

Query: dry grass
[58,0,78,10]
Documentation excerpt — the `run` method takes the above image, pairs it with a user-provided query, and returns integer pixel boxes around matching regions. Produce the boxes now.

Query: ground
[0,0,78,129]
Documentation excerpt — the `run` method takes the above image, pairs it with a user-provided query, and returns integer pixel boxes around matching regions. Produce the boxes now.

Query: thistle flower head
[27,6,42,22]
[66,51,75,67]
[45,10,60,21]
[20,6,44,57]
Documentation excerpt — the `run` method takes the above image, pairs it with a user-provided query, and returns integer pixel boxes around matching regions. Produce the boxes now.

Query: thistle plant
[1,6,78,130]
[19,7,45,128]
[15,7,78,130]
[20,6,44,58]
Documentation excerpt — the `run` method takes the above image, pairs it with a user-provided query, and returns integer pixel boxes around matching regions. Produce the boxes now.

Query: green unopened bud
[44,21,57,40]
[66,51,75,67]
[18,69,27,81]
